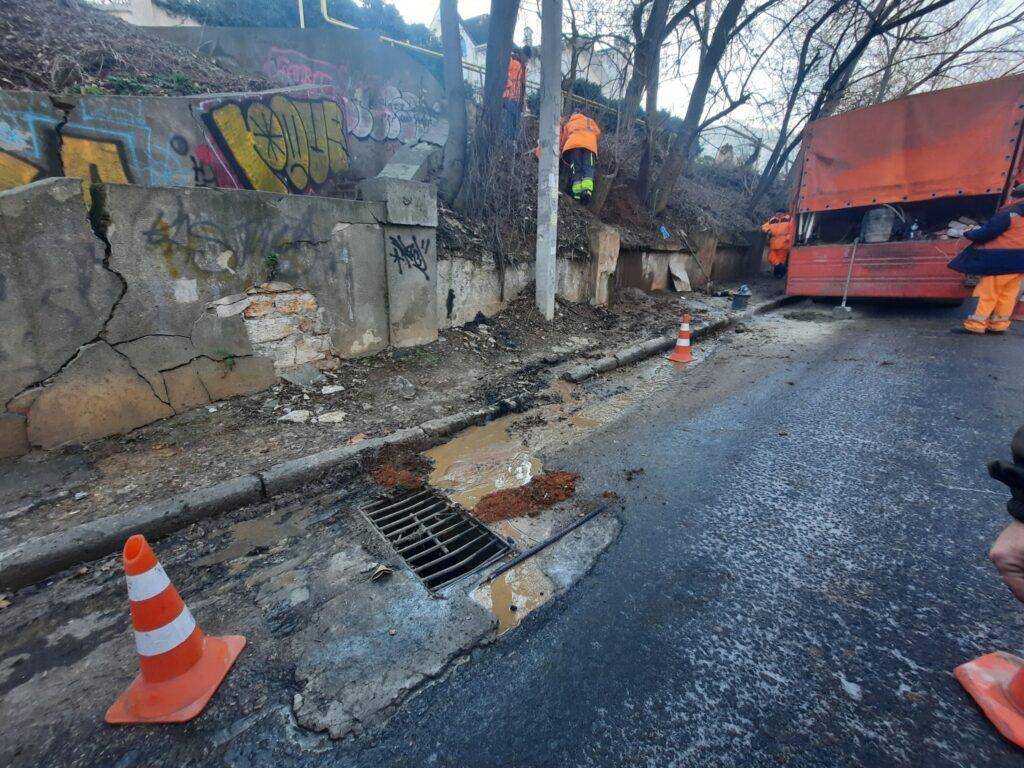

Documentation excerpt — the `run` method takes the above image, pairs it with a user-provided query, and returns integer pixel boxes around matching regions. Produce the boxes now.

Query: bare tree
[455,0,522,213]
[439,0,468,203]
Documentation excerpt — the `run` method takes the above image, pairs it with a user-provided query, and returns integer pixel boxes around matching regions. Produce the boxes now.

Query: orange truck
[786,75,1024,299]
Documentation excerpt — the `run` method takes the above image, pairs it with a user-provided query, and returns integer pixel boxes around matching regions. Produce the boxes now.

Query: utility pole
[535,0,562,321]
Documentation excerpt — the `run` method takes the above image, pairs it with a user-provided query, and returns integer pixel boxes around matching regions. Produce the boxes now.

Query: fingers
[990,522,1024,604]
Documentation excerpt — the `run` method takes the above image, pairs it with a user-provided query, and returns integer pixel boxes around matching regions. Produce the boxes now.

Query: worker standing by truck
[949,184,1024,334]
[761,211,794,278]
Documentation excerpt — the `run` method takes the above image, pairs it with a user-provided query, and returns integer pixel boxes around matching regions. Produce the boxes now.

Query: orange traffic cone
[955,652,1024,748]
[667,313,694,364]
[105,534,246,724]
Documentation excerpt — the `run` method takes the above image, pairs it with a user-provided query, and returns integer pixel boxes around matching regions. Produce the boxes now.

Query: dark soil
[473,471,578,523]
[0,0,270,95]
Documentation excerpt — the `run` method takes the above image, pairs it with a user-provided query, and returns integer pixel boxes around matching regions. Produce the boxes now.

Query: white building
[81,0,195,27]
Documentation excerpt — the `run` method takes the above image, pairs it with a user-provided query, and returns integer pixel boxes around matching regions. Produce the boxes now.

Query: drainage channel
[360,488,512,592]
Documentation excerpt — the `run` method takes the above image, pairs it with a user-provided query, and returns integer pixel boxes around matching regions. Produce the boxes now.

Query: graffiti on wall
[262,47,432,145]
[143,202,323,278]
[388,233,431,279]
[199,92,350,195]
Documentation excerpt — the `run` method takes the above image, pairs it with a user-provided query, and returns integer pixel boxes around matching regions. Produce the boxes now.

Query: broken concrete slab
[114,335,197,402]
[162,363,211,412]
[291,565,494,739]
[279,364,326,389]
[194,356,277,402]
[588,224,620,307]
[0,178,122,404]
[25,342,174,450]
[358,177,438,227]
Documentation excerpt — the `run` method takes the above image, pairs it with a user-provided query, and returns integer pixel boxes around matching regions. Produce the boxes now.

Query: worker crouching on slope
[560,112,601,204]
[761,210,794,278]
[949,184,1024,335]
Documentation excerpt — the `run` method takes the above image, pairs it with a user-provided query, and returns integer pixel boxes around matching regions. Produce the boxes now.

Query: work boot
[580,191,592,205]
[772,263,787,278]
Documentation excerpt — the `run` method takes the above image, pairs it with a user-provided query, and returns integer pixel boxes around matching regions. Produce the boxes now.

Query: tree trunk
[635,43,662,194]
[454,0,521,212]
[439,0,467,203]
[649,0,746,214]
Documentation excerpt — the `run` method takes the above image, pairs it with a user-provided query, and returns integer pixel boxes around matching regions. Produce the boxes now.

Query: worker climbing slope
[761,210,794,278]
[560,112,600,204]
[502,46,531,137]
[949,184,1024,334]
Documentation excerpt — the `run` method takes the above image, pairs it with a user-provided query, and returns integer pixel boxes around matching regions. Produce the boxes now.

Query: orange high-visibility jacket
[762,215,793,251]
[503,57,526,103]
[560,113,601,155]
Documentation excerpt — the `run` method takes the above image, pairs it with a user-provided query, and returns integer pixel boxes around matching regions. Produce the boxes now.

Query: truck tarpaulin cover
[797,75,1024,213]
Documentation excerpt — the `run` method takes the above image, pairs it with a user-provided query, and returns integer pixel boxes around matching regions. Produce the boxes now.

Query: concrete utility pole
[535,0,562,321]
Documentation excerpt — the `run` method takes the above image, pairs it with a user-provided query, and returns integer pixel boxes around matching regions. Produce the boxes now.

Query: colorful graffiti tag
[199,92,350,195]
[262,47,432,145]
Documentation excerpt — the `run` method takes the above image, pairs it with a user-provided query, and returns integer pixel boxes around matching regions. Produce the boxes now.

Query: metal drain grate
[360,488,511,591]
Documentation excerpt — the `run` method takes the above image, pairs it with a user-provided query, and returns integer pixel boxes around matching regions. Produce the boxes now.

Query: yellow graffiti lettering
[293,100,329,186]
[270,95,310,191]
[209,95,349,193]
[321,100,349,175]
[210,102,287,194]
[0,151,42,191]
[60,135,131,206]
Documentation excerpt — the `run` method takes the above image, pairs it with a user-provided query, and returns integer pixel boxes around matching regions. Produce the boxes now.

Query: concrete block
[114,335,197,402]
[358,177,438,227]
[162,364,211,412]
[26,342,174,450]
[0,413,29,459]
[194,356,277,402]
[419,408,492,439]
[0,178,122,402]
[588,224,620,307]
[384,225,438,348]
[562,364,596,383]
[641,337,675,356]
[182,475,264,517]
[419,119,449,147]
[260,439,384,496]
[613,344,648,367]
[378,142,442,182]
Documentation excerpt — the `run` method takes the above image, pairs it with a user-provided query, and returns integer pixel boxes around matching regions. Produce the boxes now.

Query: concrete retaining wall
[0,176,437,458]
[0,29,444,198]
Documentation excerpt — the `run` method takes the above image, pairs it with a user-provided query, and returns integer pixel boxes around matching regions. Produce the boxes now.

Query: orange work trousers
[964,274,1024,333]
[768,249,788,267]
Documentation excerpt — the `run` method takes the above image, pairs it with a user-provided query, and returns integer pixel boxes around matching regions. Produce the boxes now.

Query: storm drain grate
[360,488,511,592]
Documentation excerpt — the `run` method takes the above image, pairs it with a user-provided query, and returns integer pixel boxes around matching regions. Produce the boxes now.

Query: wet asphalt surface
[313,304,1024,768]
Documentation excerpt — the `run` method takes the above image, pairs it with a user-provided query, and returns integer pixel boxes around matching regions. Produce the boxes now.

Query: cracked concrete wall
[0,180,406,457]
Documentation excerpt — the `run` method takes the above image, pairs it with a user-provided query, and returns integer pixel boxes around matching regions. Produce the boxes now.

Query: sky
[386,1,707,122]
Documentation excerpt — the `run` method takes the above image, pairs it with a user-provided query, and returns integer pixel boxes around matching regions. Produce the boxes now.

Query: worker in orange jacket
[502,46,531,137]
[948,184,1024,334]
[761,210,794,278]
[560,112,601,204]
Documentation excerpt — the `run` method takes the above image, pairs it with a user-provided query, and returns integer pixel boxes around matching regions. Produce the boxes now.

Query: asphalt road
[323,304,1024,768]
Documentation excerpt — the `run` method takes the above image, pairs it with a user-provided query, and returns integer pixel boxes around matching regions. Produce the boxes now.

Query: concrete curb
[0,296,797,592]
[0,403,517,592]
[562,293,798,384]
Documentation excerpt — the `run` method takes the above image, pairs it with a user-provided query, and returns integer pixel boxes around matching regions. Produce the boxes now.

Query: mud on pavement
[0,305,833,768]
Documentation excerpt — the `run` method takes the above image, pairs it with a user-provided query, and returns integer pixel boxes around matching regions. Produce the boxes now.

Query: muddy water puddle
[196,508,309,567]
[423,415,541,508]
[473,561,555,635]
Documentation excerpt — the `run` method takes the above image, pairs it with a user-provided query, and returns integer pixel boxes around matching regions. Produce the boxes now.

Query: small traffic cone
[667,313,694,364]
[955,652,1024,748]
[105,534,246,724]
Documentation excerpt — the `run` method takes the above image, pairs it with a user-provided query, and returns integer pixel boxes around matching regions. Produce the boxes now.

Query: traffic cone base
[954,651,1024,748]
[106,634,246,724]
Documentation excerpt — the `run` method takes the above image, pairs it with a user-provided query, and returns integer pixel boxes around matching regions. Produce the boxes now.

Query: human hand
[990,521,1024,603]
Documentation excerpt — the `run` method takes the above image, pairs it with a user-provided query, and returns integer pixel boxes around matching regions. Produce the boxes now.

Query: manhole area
[360,488,512,591]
